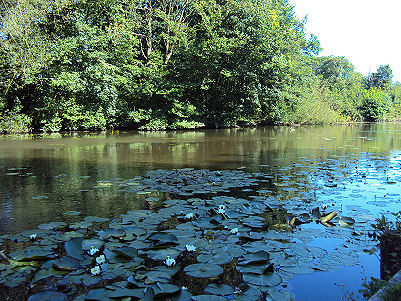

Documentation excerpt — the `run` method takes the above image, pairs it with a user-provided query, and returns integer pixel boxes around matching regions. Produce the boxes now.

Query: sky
[288,0,401,82]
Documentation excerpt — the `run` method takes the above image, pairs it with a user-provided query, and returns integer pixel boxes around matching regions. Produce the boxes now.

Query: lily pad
[205,283,235,296]
[38,222,67,230]
[84,216,110,223]
[197,253,233,265]
[27,290,67,301]
[184,263,224,278]
[114,247,138,258]
[65,237,84,260]
[9,246,56,261]
[52,256,81,271]
[242,272,282,287]
[239,250,270,265]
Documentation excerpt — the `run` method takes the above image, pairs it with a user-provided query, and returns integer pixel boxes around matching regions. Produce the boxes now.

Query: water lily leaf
[98,228,124,240]
[191,295,227,301]
[84,288,112,300]
[266,289,295,301]
[82,274,102,287]
[65,237,84,260]
[152,265,181,277]
[109,288,145,298]
[280,264,315,275]
[234,286,263,300]
[236,263,273,275]
[3,274,27,288]
[32,268,66,283]
[338,216,355,227]
[170,289,193,301]
[147,232,178,244]
[319,212,337,223]
[137,270,171,283]
[242,272,282,287]
[205,283,235,296]
[197,253,233,265]
[114,247,138,258]
[63,211,81,216]
[52,256,80,271]
[70,221,92,229]
[82,239,104,250]
[147,248,181,261]
[32,195,48,200]
[84,216,109,223]
[184,263,223,278]
[54,231,85,242]
[9,246,56,261]
[38,222,67,230]
[124,226,147,237]
[128,240,149,250]
[151,283,181,296]
[27,290,67,301]
[143,287,155,301]
[239,250,270,265]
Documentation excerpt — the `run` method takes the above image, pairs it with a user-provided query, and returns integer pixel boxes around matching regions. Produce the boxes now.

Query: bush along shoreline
[1,1,401,134]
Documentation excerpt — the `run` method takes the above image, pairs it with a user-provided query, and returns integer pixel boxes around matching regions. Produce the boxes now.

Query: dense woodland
[1,0,401,132]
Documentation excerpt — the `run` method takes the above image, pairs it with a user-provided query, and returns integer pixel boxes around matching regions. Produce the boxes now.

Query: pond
[1,124,401,300]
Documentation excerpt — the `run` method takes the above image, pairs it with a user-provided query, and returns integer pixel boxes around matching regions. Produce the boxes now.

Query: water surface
[1,123,401,299]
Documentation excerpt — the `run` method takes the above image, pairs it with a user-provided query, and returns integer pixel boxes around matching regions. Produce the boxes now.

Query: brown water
[2,124,401,299]
[1,124,401,236]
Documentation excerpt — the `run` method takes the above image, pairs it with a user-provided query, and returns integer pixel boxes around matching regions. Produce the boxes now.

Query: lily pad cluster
[0,163,394,300]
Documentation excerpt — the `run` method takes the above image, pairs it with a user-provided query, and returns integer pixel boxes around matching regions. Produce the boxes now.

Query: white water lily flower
[89,246,99,256]
[217,205,226,214]
[91,266,100,276]
[230,228,239,235]
[96,254,105,265]
[185,213,194,219]
[164,256,176,266]
[29,234,37,240]
[186,244,196,252]
[182,286,188,290]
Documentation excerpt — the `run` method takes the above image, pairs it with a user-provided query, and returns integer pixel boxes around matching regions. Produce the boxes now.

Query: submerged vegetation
[0,0,401,133]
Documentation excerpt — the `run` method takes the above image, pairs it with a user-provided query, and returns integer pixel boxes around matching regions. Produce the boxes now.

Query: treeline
[0,0,400,133]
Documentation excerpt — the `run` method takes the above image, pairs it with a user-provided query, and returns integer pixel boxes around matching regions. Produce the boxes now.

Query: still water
[1,123,401,299]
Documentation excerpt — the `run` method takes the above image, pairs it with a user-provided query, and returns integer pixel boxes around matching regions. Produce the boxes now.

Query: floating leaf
[338,216,355,227]
[114,247,138,258]
[84,216,109,223]
[320,212,338,223]
[197,253,233,265]
[65,237,84,260]
[27,290,67,301]
[192,295,227,301]
[147,232,178,245]
[9,246,56,261]
[242,273,282,287]
[38,222,67,230]
[239,250,270,265]
[184,263,223,278]
[52,256,80,271]
[205,283,235,296]
[266,289,295,301]
[109,288,145,299]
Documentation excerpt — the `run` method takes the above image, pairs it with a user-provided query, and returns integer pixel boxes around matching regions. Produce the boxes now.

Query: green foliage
[360,88,391,122]
[0,110,32,133]
[360,277,387,299]
[0,0,400,131]
[0,98,32,133]
[365,65,393,90]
